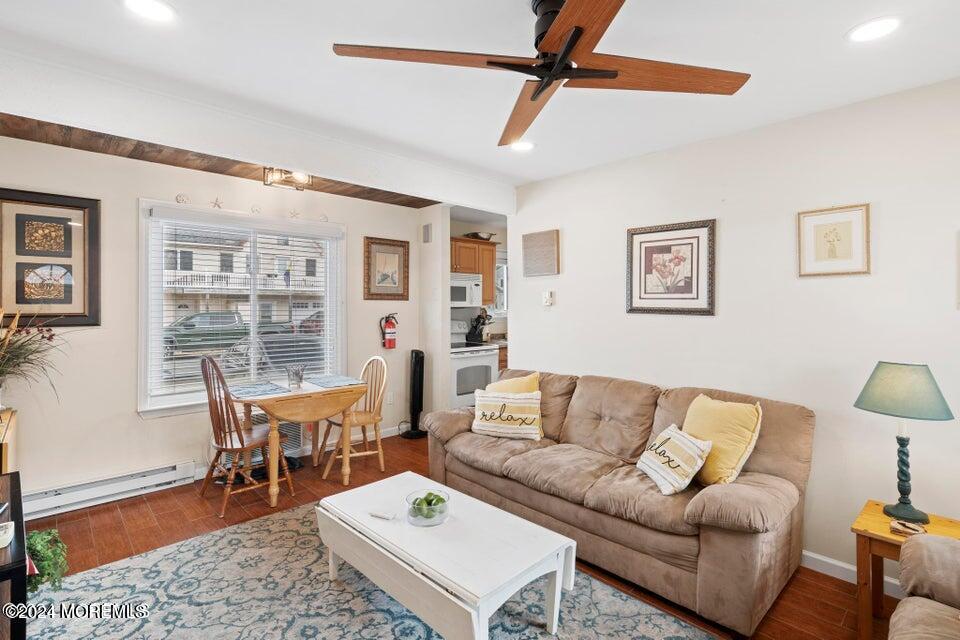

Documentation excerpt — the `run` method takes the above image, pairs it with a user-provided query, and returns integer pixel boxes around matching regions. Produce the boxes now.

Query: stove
[450,320,500,408]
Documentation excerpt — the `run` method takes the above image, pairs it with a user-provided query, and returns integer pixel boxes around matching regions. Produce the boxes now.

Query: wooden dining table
[232,378,367,506]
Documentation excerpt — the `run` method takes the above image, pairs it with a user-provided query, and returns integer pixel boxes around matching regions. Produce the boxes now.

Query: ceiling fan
[333,0,751,147]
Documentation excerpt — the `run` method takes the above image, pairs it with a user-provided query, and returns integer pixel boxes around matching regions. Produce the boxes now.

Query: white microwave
[450,273,483,307]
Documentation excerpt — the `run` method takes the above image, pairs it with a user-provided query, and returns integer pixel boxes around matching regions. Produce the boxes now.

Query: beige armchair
[889,535,960,640]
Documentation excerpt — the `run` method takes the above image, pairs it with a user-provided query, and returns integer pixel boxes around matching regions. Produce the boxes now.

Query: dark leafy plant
[26,529,68,594]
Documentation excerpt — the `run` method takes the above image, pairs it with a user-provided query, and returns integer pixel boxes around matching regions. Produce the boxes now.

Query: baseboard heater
[23,461,196,521]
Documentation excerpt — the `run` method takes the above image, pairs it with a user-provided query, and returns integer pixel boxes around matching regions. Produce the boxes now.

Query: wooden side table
[851,500,960,640]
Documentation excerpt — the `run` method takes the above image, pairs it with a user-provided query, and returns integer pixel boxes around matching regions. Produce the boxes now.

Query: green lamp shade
[854,361,955,421]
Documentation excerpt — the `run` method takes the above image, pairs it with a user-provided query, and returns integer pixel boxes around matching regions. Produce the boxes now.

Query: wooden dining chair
[198,356,294,517]
[317,356,388,483]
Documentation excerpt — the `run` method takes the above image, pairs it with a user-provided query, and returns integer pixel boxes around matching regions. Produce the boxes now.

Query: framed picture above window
[797,204,870,277]
[0,188,101,326]
[627,219,715,316]
[363,236,409,301]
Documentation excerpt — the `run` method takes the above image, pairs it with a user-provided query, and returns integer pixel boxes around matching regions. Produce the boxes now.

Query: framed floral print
[1,188,101,326]
[797,204,870,277]
[363,236,409,301]
[627,219,715,315]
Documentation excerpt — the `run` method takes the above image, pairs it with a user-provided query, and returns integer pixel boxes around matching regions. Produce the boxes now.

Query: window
[305,258,317,278]
[141,204,344,412]
[490,260,508,316]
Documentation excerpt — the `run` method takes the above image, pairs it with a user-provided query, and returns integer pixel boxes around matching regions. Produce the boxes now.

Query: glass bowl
[405,489,450,527]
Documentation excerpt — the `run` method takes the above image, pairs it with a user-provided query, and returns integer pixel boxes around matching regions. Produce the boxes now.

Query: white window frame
[137,199,347,417]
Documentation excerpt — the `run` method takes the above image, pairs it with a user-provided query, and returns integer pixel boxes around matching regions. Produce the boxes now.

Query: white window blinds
[141,206,343,411]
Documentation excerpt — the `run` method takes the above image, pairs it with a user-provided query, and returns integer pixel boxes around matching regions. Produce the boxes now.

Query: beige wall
[509,78,960,570]
[0,137,423,493]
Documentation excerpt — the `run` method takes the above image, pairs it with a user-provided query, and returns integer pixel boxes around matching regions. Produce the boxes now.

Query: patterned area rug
[30,503,713,639]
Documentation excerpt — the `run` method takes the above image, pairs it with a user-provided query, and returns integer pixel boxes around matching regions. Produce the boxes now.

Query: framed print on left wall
[627,218,716,315]
[0,188,101,326]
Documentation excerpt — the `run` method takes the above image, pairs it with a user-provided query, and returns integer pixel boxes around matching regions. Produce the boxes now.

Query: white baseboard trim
[192,425,402,480]
[802,549,905,599]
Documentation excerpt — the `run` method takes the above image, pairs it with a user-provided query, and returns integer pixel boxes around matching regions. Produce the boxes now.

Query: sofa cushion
[445,432,555,477]
[446,454,700,573]
[498,369,578,440]
[502,443,624,504]
[889,597,960,640]
[559,375,661,463]
[652,387,815,492]
[584,465,700,536]
[900,535,960,610]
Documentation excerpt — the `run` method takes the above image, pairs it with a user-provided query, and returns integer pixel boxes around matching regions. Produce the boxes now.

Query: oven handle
[450,351,498,359]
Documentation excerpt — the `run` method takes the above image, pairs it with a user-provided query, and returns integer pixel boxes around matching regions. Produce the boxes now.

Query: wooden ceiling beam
[0,112,439,209]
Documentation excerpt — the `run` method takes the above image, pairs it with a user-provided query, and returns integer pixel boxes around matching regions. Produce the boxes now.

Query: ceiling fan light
[510,140,535,152]
[847,17,901,43]
[124,0,177,22]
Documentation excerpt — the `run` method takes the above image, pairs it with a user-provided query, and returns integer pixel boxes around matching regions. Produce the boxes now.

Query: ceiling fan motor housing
[532,0,565,50]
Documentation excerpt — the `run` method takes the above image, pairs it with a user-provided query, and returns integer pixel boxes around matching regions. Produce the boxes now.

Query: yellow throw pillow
[472,389,543,440]
[486,371,540,394]
[682,394,762,485]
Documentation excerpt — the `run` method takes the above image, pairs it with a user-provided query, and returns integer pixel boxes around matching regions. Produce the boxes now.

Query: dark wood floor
[27,436,893,639]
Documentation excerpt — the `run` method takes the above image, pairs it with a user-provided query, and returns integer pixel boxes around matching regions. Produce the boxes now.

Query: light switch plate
[542,291,555,306]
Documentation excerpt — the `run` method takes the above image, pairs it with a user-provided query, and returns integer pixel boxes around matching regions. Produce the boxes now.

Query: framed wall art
[363,236,409,301]
[797,204,870,277]
[0,188,101,326]
[627,219,715,315]
[522,229,560,277]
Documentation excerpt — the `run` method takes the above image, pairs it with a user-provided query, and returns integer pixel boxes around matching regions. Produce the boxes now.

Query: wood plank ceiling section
[0,112,439,209]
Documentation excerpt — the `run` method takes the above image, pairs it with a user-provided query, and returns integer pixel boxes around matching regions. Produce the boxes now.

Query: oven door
[449,350,499,408]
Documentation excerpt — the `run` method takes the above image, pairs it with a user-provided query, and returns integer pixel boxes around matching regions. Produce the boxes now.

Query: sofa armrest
[422,408,474,445]
[684,472,799,533]
[900,535,960,610]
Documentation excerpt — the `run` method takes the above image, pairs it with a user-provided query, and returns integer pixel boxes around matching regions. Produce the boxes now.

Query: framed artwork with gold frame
[797,204,870,277]
[363,236,409,301]
[0,188,101,326]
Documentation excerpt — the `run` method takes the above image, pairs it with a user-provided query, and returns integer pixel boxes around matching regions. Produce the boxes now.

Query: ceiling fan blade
[537,0,625,62]
[498,80,562,147]
[333,44,539,71]
[564,53,750,95]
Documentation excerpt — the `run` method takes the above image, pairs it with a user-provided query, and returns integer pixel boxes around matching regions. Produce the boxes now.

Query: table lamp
[854,361,954,524]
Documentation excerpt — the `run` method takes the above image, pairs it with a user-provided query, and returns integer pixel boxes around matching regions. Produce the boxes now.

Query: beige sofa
[424,370,816,636]
[889,535,960,640]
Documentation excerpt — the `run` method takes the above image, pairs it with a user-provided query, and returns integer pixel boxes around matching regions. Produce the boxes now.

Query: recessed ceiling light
[510,140,535,152]
[847,17,901,43]
[124,0,176,22]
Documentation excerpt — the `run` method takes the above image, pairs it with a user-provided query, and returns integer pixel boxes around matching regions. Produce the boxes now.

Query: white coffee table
[315,471,576,640]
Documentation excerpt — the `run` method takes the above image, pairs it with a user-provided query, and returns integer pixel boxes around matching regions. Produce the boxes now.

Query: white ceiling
[451,206,509,229]
[2,1,960,186]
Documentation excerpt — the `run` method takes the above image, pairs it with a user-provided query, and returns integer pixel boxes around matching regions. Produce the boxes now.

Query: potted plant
[26,529,68,593]
[0,310,60,409]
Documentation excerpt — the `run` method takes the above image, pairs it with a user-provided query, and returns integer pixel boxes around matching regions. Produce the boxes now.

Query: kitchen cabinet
[479,243,496,305]
[451,239,479,273]
[451,238,498,305]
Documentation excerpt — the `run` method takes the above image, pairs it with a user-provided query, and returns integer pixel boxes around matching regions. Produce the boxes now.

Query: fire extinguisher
[380,313,398,349]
